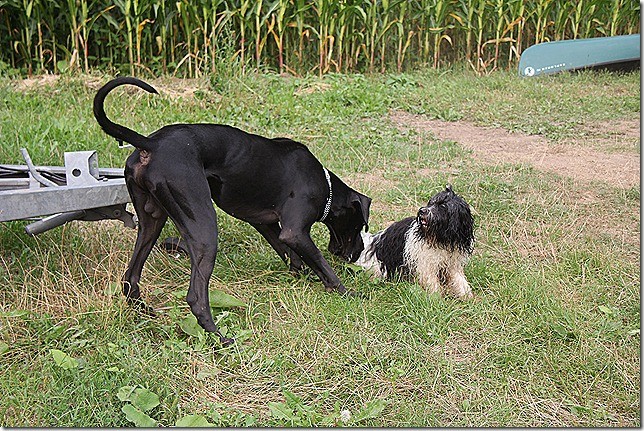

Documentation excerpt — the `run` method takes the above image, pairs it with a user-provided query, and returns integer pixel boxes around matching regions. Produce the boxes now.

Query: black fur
[93,77,372,346]
[416,185,474,254]
[372,217,414,278]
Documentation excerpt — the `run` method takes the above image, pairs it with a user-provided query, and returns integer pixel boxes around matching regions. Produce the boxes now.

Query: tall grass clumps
[0,0,640,77]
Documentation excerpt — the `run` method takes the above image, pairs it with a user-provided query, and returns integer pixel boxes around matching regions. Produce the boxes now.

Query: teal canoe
[518,34,640,77]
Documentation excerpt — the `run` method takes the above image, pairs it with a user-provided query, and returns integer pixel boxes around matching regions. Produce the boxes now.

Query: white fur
[402,221,472,298]
[357,221,472,299]
[354,231,385,277]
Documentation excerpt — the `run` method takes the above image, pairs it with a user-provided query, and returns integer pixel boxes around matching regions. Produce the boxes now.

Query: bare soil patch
[389,111,640,189]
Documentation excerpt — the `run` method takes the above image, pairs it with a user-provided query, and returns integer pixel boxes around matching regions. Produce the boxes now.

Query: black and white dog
[355,185,474,298]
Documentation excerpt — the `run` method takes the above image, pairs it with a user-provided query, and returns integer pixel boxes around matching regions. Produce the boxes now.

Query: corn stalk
[0,0,640,76]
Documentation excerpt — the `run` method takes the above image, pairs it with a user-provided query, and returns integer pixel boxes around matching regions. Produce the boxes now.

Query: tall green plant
[11,0,38,74]
[417,0,456,68]
[0,0,640,76]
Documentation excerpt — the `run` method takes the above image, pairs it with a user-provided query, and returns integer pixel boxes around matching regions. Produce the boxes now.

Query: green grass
[0,68,640,426]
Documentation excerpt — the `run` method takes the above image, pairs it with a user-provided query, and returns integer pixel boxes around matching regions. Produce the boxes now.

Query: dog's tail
[93,77,158,151]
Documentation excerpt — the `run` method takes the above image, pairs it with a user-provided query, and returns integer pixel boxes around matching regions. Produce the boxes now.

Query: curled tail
[93,77,158,151]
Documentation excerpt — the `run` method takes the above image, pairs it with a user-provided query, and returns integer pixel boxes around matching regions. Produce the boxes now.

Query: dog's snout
[418,207,431,217]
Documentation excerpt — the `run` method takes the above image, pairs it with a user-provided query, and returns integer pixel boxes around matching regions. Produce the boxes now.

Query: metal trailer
[0,149,135,235]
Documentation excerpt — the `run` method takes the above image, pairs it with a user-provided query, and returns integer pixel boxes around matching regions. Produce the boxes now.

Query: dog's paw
[449,278,473,300]
[219,336,235,348]
[457,291,474,300]
[327,284,365,299]
[127,297,157,317]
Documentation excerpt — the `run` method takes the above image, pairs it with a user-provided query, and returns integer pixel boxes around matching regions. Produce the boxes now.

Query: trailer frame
[0,149,135,235]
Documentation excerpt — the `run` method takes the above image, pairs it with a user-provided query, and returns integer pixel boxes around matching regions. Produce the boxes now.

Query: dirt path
[389,111,640,188]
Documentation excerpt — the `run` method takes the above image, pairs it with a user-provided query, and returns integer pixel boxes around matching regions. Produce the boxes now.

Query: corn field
[0,0,640,77]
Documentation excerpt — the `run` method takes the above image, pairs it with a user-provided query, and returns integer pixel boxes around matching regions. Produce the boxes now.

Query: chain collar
[319,167,333,222]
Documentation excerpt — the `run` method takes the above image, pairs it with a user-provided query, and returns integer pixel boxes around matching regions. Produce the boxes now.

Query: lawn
[0,67,640,426]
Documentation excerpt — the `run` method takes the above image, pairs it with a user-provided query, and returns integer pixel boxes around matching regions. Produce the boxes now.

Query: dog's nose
[418,207,430,217]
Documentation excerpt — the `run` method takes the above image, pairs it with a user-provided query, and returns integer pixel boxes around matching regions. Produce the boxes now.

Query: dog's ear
[352,193,372,232]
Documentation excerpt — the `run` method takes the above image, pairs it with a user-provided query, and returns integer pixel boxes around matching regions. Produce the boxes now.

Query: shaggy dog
[355,185,474,298]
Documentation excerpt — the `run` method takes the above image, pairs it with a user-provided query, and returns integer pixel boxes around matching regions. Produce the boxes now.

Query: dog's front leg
[278,226,355,296]
[250,222,305,274]
[418,272,442,295]
[445,269,473,299]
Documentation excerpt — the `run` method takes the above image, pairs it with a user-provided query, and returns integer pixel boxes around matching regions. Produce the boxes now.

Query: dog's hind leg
[152,176,234,346]
[250,222,305,274]
[123,183,168,315]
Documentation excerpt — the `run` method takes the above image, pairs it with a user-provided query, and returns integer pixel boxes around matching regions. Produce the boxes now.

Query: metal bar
[0,164,125,178]
[0,178,32,190]
[20,148,59,187]
[24,210,87,236]
[0,179,130,222]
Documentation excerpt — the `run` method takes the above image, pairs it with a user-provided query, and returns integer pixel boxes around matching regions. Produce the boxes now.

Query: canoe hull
[518,34,640,77]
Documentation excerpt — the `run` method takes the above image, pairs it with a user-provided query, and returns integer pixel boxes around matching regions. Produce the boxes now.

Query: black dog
[93,77,371,345]
[355,185,474,298]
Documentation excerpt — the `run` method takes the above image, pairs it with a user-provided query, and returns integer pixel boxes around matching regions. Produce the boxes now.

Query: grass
[0,67,640,426]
